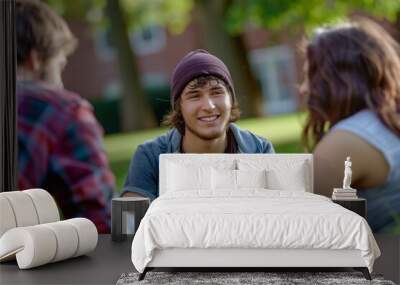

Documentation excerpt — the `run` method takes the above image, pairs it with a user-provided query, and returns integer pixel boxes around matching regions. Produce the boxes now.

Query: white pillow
[266,163,307,191]
[167,162,212,192]
[211,169,267,191]
[166,157,236,171]
[237,169,267,189]
[237,159,309,191]
[211,168,236,190]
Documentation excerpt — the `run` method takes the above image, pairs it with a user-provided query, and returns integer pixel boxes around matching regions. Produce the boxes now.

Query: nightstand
[332,198,367,219]
[111,197,150,242]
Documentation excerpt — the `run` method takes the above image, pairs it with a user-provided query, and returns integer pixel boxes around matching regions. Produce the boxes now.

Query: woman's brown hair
[163,75,241,135]
[301,18,400,151]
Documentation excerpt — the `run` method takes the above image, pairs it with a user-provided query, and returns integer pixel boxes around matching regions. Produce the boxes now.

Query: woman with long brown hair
[301,18,400,233]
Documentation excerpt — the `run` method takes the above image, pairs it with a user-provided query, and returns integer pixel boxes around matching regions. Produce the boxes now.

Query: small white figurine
[342,156,353,189]
[332,156,357,199]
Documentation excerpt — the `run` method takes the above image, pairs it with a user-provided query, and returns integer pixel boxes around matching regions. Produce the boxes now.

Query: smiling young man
[122,50,274,199]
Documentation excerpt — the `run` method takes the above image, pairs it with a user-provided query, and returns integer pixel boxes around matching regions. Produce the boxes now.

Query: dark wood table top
[1,234,399,284]
[0,235,133,285]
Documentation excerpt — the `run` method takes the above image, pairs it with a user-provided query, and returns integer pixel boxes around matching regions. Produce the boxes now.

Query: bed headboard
[159,154,314,195]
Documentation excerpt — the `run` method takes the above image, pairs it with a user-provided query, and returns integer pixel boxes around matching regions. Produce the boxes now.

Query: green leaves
[46,0,400,36]
[225,0,400,35]
[120,0,194,33]
[46,0,194,34]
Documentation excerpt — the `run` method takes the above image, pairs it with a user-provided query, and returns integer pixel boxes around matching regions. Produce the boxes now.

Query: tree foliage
[45,0,194,34]
[44,0,195,130]
[121,0,194,33]
[45,0,400,124]
[225,0,400,35]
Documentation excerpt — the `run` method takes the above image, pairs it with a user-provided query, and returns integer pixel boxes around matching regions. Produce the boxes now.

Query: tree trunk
[105,0,157,131]
[194,0,263,117]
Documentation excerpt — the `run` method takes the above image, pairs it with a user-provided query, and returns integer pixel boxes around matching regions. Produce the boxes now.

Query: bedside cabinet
[332,198,367,219]
[111,197,150,242]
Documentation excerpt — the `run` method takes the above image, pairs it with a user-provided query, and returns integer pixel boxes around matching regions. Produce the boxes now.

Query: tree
[221,0,400,116]
[47,0,400,123]
[193,0,400,118]
[194,0,263,117]
[110,0,193,130]
[105,0,157,131]
[225,0,400,35]
[46,0,193,131]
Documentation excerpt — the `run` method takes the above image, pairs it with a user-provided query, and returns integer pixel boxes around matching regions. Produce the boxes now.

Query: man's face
[180,78,232,140]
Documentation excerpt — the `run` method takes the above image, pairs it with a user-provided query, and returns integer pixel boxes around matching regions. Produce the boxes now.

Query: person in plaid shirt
[16,0,114,233]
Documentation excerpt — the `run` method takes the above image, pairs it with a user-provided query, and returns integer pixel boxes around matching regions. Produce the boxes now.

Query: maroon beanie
[170,49,235,109]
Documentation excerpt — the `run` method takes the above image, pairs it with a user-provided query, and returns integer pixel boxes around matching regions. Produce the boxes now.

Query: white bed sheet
[131,190,380,273]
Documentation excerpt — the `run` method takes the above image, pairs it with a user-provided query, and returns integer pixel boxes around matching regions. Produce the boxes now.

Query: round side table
[111,197,150,242]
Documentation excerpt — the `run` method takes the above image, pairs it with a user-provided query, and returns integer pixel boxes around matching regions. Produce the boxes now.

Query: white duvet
[131,190,380,273]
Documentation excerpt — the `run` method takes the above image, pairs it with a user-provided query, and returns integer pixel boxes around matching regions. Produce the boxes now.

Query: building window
[131,25,166,55]
[250,45,298,115]
[95,25,166,59]
[95,29,115,60]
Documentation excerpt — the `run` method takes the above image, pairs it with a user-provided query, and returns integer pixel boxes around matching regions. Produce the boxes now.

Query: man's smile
[197,114,220,123]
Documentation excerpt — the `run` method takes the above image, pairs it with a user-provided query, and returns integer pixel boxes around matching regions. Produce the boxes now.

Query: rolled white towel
[42,221,79,263]
[23,189,59,224]
[0,191,39,227]
[0,189,59,238]
[65,218,98,257]
[0,218,98,269]
[0,225,57,268]
[0,196,17,237]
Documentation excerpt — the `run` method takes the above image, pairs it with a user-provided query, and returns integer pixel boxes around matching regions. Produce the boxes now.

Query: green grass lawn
[104,112,307,191]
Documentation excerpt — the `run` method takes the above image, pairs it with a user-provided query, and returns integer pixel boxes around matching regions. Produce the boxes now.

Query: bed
[131,154,380,280]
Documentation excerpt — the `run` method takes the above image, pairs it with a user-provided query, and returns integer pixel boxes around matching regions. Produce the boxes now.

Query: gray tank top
[331,109,400,233]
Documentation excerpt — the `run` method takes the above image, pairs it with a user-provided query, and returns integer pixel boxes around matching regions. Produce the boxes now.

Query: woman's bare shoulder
[314,129,389,189]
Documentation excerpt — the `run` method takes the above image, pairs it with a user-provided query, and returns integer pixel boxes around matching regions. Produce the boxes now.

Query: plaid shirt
[17,81,115,233]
